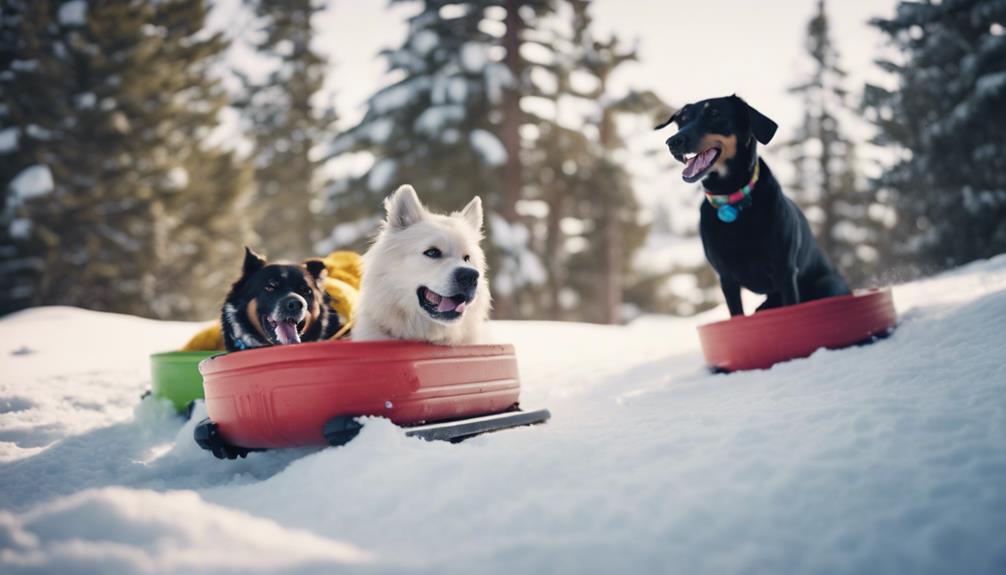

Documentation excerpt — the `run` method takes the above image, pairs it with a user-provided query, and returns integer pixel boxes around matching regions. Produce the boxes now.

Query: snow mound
[0,487,371,575]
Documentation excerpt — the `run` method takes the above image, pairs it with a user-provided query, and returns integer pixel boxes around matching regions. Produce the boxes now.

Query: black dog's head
[224,247,328,347]
[655,95,778,184]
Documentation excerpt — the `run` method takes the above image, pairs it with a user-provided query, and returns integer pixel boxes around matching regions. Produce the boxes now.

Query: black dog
[221,247,340,351]
[656,95,850,316]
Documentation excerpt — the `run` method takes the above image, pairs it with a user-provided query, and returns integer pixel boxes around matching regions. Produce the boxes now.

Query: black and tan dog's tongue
[682,148,716,180]
[275,321,301,344]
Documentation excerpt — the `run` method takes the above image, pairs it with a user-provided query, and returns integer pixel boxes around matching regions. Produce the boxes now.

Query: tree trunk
[818,111,835,260]
[600,208,622,324]
[598,105,622,325]
[495,0,524,318]
[501,0,522,221]
[544,188,564,320]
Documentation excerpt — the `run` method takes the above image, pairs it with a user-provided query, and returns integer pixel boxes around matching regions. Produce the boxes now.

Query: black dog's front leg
[721,279,744,317]
[780,269,800,307]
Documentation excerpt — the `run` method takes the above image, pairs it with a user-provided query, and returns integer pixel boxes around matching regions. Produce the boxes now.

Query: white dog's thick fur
[352,185,491,345]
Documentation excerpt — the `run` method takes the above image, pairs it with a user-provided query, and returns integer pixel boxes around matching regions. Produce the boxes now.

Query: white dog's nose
[454,267,479,295]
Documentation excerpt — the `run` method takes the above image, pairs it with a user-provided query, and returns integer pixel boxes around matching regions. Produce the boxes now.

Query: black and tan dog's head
[221,247,332,351]
[655,95,778,184]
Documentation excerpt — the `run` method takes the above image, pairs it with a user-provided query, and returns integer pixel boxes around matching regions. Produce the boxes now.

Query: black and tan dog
[656,95,850,316]
[221,247,341,351]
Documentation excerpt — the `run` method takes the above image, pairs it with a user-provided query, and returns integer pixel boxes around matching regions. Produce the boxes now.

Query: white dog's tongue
[683,148,717,179]
[275,321,301,344]
[437,298,466,314]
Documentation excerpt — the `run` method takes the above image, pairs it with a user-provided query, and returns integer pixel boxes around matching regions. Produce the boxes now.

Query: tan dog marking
[246,299,267,340]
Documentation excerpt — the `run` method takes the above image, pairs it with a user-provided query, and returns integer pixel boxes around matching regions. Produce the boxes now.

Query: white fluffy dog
[352,185,490,345]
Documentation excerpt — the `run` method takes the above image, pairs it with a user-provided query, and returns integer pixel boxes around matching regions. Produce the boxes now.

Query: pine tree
[0,0,251,319]
[239,0,337,260]
[786,0,883,286]
[864,0,1006,275]
[326,0,665,323]
[0,0,56,314]
[325,1,501,225]
[541,0,666,323]
[323,0,549,314]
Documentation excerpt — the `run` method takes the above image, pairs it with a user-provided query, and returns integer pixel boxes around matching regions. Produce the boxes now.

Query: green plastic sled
[149,350,220,411]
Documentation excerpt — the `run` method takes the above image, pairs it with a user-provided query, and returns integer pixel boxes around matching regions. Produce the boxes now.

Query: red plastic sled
[195,340,548,457]
[697,289,897,372]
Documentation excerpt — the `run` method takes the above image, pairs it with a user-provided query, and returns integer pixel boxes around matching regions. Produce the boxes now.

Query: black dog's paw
[756,293,782,313]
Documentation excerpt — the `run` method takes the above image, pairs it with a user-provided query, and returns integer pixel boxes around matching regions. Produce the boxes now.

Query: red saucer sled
[697,289,897,372]
[193,340,550,459]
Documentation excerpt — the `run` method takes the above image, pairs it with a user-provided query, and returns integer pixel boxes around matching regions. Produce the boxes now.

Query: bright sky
[212,0,903,230]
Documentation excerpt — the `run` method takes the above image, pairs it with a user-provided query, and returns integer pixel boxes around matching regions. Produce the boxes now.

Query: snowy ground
[1,257,1005,574]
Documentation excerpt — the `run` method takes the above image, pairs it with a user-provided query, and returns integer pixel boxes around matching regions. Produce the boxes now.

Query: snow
[413,105,464,136]
[412,30,438,56]
[371,83,419,115]
[75,92,97,110]
[363,117,394,144]
[634,231,707,272]
[446,77,468,104]
[975,70,1006,97]
[8,218,30,239]
[8,165,54,202]
[58,1,88,26]
[489,213,547,296]
[367,158,397,192]
[469,129,507,166]
[459,43,487,73]
[1,257,1006,573]
[165,167,189,190]
[0,488,370,574]
[315,217,381,254]
[482,63,513,103]
[10,60,39,72]
[0,127,17,153]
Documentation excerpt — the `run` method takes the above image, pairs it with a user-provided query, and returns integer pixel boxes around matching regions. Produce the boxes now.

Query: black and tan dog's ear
[653,109,679,131]
[243,246,267,276]
[743,100,778,145]
[304,259,327,281]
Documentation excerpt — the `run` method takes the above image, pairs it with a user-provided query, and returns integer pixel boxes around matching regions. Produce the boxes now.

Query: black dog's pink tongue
[275,321,301,345]
[683,148,716,180]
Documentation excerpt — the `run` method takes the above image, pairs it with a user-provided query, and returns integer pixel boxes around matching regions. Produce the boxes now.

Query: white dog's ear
[459,196,483,231]
[385,185,425,229]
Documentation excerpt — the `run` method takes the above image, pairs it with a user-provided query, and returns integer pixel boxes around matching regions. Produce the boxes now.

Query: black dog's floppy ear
[653,109,679,131]
[742,99,778,145]
[243,246,267,276]
[303,259,327,280]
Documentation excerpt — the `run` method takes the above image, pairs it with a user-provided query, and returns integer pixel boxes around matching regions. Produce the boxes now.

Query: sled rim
[697,288,897,372]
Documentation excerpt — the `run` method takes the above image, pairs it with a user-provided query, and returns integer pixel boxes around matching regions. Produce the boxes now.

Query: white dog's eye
[463,255,470,262]
[423,248,442,259]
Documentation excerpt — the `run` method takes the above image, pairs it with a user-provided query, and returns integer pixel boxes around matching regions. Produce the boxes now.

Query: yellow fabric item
[180,251,362,351]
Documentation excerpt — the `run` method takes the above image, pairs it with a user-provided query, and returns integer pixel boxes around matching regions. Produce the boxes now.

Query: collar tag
[705,160,760,223]
[717,204,739,223]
